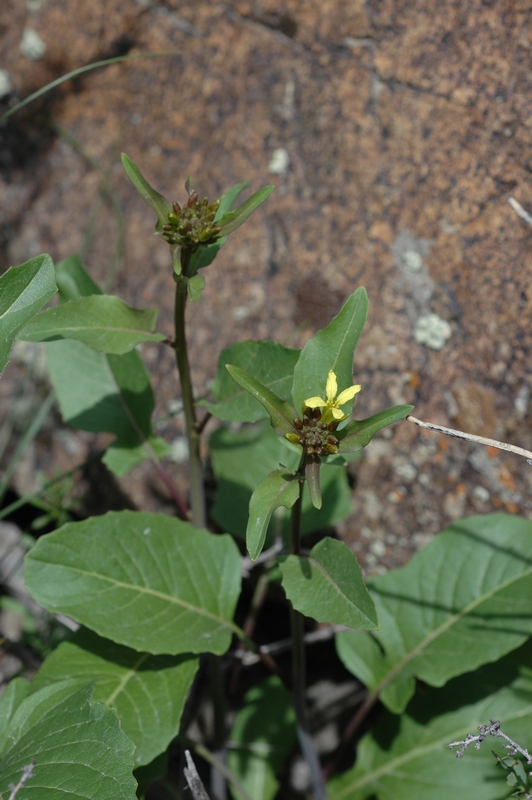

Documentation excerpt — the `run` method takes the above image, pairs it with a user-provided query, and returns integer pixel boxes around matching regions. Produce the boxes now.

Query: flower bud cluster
[286,407,339,456]
[161,189,221,248]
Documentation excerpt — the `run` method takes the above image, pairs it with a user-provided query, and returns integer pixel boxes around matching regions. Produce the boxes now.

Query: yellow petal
[336,385,362,405]
[325,371,338,402]
[304,396,326,408]
[330,407,345,420]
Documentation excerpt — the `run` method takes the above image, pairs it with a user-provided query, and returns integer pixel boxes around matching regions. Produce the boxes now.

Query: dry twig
[184,751,212,800]
[407,416,532,464]
[508,196,532,227]
[8,761,35,800]
[448,718,532,764]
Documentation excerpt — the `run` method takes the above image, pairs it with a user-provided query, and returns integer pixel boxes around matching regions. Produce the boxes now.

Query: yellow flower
[304,370,361,425]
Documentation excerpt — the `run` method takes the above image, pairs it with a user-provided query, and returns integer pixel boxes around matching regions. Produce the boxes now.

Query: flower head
[304,370,361,425]
[161,180,221,250]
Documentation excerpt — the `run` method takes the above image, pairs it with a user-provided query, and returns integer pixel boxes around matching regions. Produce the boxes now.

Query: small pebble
[169,437,189,463]
[395,462,417,481]
[515,385,529,418]
[473,485,490,503]
[369,539,386,558]
[20,28,47,61]
[268,147,290,175]
[232,306,249,321]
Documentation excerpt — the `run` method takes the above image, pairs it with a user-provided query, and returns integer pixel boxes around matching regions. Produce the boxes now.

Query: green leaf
[279,538,378,629]
[121,153,172,232]
[336,513,532,713]
[217,185,275,236]
[247,470,300,561]
[338,405,413,453]
[227,676,296,800]
[0,678,31,749]
[225,365,296,436]
[292,287,368,414]
[0,680,137,799]
[202,341,300,422]
[0,254,57,374]
[216,181,250,220]
[19,295,165,353]
[24,511,242,656]
[46,341,169,475]
[32,628,198,766]
[46,257,169,476]
[102,433,170,476]
[328,644,532,800]
[186,273,205,301]
[305,456,322,509]
[210,422,352,541]
[55,253,101,299]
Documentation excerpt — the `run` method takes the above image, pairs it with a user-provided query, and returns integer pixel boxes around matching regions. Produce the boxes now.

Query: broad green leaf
[55,253,101,298]
[338,406,413,453]
[329,643,532,800]
[336,513,532,713]
[279,538,378,629]
[292,288,368,414]
[210,422,352,540]
[19,295,165,353]
[0,678,31,749]
[46,257,169,476]
[217,185,275,236]
[227,676,296,800]
[226,365,296,436]
[103,433,170,476]
[25,511,242,656]
[32,627,198,766]
[0,680,136,799]
[188,181,249,273]
[202,341,300,422]
[247,469,300,561]
[0,254,56,374]
[46,340,170,475]
[121,153,172,232]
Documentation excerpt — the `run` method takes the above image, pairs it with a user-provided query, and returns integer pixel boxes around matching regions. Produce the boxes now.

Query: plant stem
[151,459,189,520]
[289,461,329,800]
[173,268,206,529]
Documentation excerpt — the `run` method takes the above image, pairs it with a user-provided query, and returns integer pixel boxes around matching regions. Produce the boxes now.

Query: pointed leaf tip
[247,469,299,560]
[338,405,413,453]
[225,364,296,437]
[121,153,172,231]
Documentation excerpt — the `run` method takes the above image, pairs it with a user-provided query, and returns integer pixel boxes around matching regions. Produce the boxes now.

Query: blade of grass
[1,51,178,121]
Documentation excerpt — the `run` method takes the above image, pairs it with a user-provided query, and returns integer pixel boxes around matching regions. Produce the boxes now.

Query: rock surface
[1,0,532,571]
